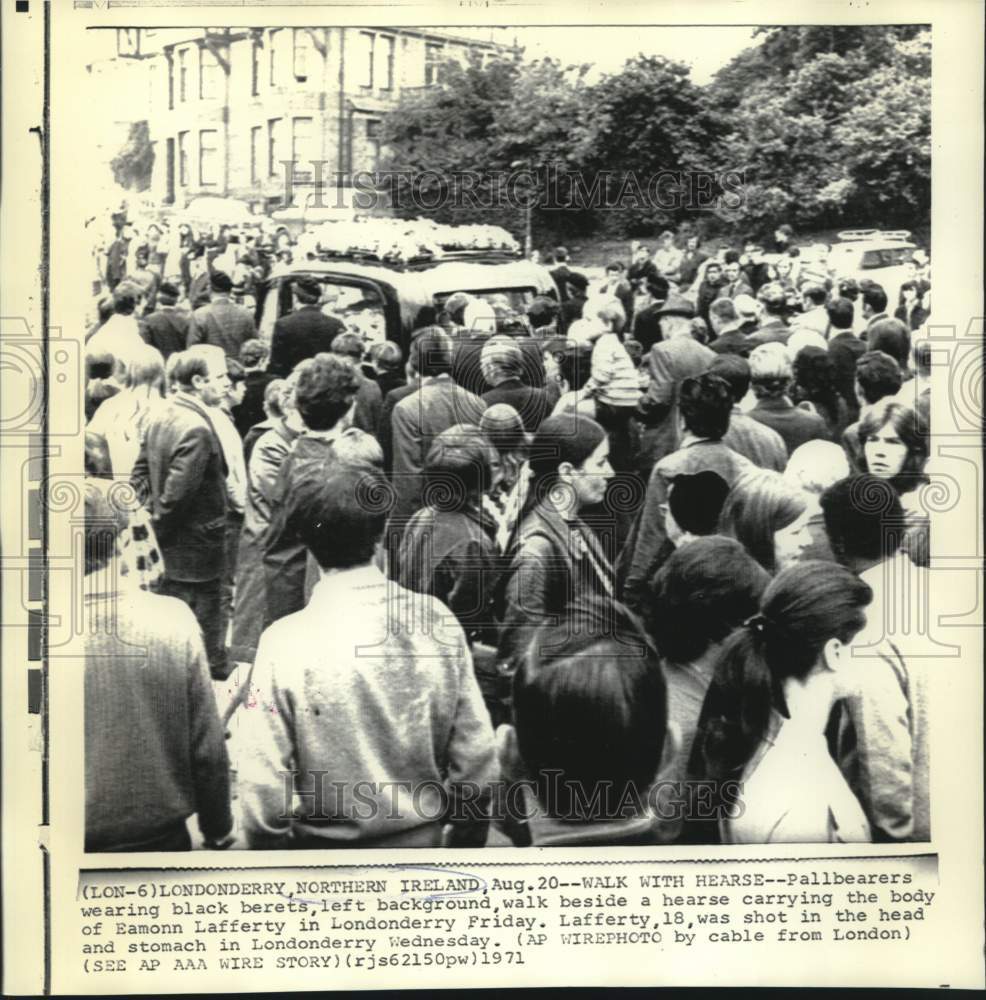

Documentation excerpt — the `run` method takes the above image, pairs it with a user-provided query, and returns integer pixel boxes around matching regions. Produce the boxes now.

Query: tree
[110,120,154,192]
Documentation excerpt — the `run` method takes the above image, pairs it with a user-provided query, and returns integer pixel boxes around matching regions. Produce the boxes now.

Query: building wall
[145,27,515,210]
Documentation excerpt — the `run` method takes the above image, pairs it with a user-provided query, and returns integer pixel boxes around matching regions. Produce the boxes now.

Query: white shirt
[86,314,144,371]
[723,711,871,845]
[211,405,247,515]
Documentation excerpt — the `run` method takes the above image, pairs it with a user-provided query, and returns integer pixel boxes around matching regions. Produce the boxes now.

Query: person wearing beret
[267,276,346,377]
[186,269,257,360]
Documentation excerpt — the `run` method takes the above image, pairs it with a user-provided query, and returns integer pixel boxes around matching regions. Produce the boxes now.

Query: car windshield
[433,289,534,312]
[860,246,915,269]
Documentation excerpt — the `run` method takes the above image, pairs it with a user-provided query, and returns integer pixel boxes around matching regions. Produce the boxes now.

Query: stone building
[138,27,516,210]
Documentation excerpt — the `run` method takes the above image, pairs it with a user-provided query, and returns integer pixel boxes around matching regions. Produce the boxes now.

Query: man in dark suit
[268,276,346,376]
[826,297,867,420]
[557,272,589,336]
[390,329,487,524]
[141,282,190,360]
[131,346,231,679]
[480,338,550,432]
[262,354,366,626]
[186,270,256,360]
[549,246,572,303]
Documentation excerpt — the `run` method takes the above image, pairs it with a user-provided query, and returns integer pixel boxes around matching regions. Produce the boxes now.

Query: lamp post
[510,159,534,259]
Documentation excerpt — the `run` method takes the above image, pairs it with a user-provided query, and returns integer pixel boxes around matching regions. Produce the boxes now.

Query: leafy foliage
[377,27,931,244]
[110,120,155,192]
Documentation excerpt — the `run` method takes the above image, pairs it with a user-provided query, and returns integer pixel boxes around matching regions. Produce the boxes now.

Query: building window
[293,28,313,82]
[366,119,382,172]
[425,43,443,86]
[292,117,315,182]
[358,31,375,88]
[269,28,282,87]
[251,39,261,96]
[199,129,219,186]
[377,35,395,90]
[250,125,263,184]
[199,46,221,100]
[178,48,188,102]
[267,117,283,178]
[178,131,189,186]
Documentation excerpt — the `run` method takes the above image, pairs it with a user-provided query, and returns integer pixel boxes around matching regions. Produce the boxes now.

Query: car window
[271,276,387,346]
[433,288,535,312]
[860,246,914,269]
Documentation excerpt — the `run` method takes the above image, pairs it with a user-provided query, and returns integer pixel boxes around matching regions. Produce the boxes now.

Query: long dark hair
[858,400,929,496]
[688,561,871,795]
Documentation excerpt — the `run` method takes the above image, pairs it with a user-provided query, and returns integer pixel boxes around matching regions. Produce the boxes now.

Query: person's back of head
[826,296,855,331]
[480,403,529,458]
[649,536,770,666]
[666,470,731,543]
[369,339,402,373]
[912,338,932,379]
[707,354,750,405]
[480,336,524,387]
[423,424,494,510]
[679,373,733,440]
[719,469,808,573]
[868,318,911,370]
[757,282,788,318]
[527,295,559,330]
[819,474,903,572]
[84,477,128,576]
[262,377,287,419]
[801,282,828,308]
[511,598,667,820]
[862,283,888,316]
[855,350,903,406]
[783,440,849,495]
[209,270,233,297]
[96,294,115,325]
[298,464,393,571]
[692,561,872,788]
[559,341,593,391]
[554,246,569,264]
[112,283,140,316]
[331,331,366,363]
[241,338,269,370]
[293,276,322,306]
[748,342,793,399]
[294,353,360,431]
[126,343,166,393]
[170,348,211,392]
[412,327,454,378]
[708,297,738,336]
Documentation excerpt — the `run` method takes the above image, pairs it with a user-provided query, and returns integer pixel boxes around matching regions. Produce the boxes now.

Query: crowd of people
[84,215,933,852]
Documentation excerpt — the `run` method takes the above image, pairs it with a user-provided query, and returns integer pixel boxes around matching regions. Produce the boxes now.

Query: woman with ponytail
[687,561,873,844]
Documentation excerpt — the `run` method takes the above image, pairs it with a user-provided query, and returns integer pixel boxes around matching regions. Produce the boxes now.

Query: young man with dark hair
[861,283,890,333]
[239,464,497,849]
[494,599,669,845]
[331,330,384,436]
[709,354,787,471]
[262,353,370,625]
[665,470,731,544]
[826,296,866,417]
[819,474,930,843]
[557,270,589,336]
[841,350,904,471]
[621,373,755,612]
[549,245,572,302]
[868,318,912,377]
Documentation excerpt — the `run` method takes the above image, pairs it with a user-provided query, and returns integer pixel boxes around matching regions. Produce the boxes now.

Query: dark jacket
[828,330,867,418]
[744,318,791,349]
[268,305,346,376]
[498,500,615,668]
[397,504,501,646]
[697,278,726,326]
[453,334,546,395]
[482,380,551,432]
[187,297,256,359]
[262,428,375,626]
[894,303,929,331]
[353,373,384,437]
[558,293,587,337]
[748,395,830,456]
[709,328,752,357]
[549,264,572,302]
[678,250,708,289]
[631,302,664,353]
[233,370,275,438]
[379,378,420,472]
[131,393,228,583]
[141,307,191,360]
[390,376,487,522]
[619,436,754,613]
